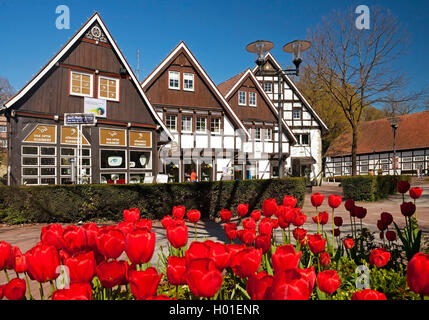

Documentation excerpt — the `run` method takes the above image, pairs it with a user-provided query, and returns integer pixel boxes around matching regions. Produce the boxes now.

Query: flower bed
[0,181,427,300]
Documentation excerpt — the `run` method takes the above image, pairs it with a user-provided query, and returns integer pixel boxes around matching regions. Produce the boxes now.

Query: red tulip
[409,187,423,200]
[344,199,355,212]
[65,251,96,284]
[172,205,186,219]
[397,181,410,194]
[246,271,273,300]
[283,207,297,224]
[250,210,261,221]
[328,195,342,209]
[407,252,429,296]
[380,212,393,226]
[82,223,99,250]
[96,228,125,259]
[311,193,325,208]
[166,256,187,286]
[25,243,60,283]
[0,241,12,271]
[125,228,156,264]
[319,252,330,266]
[283,195,297,208]
[271,218,279,229]
[313,211,329,225]
[167,220,188,249]
[135,219,152,231]
[334,216,343,227]
[379,231,384,240]
[343,238,354,250]
[242,217,256,230]
[220,209,232,222]
[298,267,316,292]
[62,225,87,254]
[123,208,140,223]
[128,267,162,300]
[278,215,290,229]
[186,209,201,223]
[293,228,308,244]
[116,221,135,237]
[377,220,387,231]
[307,234,326,254]
[12,247,27,274]
[267,268,312,300]
[258,217,273,236]
[52,283,92,300]
[351,289,387,300]
[238,229,256,246]
[230,247,262,278]
[334,228,340,237]
[3,278,26,300]
[186,258,223,298]
[369,248,391,268]
[400,202,416,217]
[262,198,278,218]
[272,245,302,273]
[161,215,174,229]
[317,270,340,295]
[237,204,249,217]
[255,235,271,254]
[185,241,211,266]
[40,224,64,250]
[353,206,367,219]
[386,230,396,242]
[95,260,128,288]
[292,212,307,227]
[223,223,238,241]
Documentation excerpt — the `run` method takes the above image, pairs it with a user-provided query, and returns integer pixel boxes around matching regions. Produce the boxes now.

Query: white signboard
[143,176,155,184]
[84,97,107,118]
[156,174,169,184]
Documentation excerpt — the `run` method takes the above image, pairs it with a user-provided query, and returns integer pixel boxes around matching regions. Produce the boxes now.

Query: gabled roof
[141,41,250,139]
[252,52,329,132]
[3,12,174,140]
[219,68,298,145]
[325,111,429,157]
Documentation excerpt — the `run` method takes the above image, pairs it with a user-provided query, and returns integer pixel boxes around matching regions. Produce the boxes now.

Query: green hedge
[0,178,306,224]
[341,175,411,202]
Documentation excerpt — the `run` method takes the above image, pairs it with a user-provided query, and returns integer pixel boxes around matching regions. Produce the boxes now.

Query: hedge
[341,175,411,202]
[0,177,306,224]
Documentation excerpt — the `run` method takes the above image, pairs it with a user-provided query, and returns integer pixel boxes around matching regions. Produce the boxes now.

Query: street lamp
[246,39,311,178]
[389,115,400,176]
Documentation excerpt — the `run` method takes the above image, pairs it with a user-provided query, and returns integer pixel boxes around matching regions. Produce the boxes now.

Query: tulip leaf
[235,283,251,300]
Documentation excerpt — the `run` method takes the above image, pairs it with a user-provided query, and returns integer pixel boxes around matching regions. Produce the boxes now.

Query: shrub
[342,175,411,201]
[0,177,306,224]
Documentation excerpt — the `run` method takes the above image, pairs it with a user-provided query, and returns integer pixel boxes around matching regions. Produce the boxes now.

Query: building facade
[324,111,429,177]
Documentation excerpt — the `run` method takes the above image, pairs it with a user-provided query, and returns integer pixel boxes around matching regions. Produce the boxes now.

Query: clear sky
[1,0,428,108]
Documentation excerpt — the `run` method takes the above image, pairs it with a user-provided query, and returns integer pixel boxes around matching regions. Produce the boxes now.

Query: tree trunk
[351,126,358,176]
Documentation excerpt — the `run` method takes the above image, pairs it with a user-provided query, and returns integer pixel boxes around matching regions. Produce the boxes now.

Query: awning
[292,156,317,164]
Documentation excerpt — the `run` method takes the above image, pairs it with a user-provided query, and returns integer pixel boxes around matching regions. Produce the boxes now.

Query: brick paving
[1,181,428,299]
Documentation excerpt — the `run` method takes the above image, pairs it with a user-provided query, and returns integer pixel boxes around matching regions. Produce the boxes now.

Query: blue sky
[1,0,428,108]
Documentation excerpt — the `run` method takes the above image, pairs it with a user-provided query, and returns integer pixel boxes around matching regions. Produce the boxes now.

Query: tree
[0,76,15,106]
[305,6,423,175]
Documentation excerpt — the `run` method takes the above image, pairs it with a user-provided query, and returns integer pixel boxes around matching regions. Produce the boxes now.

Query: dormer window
[249,92,257,107]
[98,76,119,101]
[183,73,194,91]
[264,82,272,93]
[238,91,246,106]
[169,71,180,90]
[70,71,93,97]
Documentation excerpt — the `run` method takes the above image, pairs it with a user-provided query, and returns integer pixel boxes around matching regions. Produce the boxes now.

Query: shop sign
[23,124,56,144]
[64,113,96,126]
[129,131,151,148]
[84,97,107,118]
[61,126,90,145]
[99,128,126,146]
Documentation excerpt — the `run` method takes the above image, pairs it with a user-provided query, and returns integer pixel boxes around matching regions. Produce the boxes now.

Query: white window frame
[264,82,272,93]
[249,92,257,107]
[183,73,194,91]
[0,125,7,132]
[70,70,93,98]
[168,71,180,90]
[100,149,128,170]
[129,150,153,170]
[196,117,207,133]
[210,118,221,134]
[238,91,247,106]
[181,115,193,133]
[98,75,120,102]
[254,128,261,141]
[264,128,272,141]
[293,108,301,120]
[166,115,177,132]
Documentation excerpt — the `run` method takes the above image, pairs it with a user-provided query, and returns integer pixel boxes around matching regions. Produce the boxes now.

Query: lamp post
[246,40,311,178]
[389,115,399,176]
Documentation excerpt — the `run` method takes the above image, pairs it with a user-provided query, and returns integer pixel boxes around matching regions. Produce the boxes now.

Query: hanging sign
[61,126,90,145]
[99,128,126,146]
[129,131,151,148]
[84,97,107,118]
[64,113,96,126]
[23,124,56,144]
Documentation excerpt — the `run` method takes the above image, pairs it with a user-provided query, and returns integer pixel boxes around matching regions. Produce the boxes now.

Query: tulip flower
[266,268,313,300]
[0,241,12,273]
[319,252,330,267]
[125,228,156,265]
[317,270,340,295]
[351,289,387,300]
[123,208,140,223]
[386,230,396,242]
[186,258,223,298]
[62,225,88,254]
[167,256,187,286]
[116,221,135,237]
[129,267,163,300]
[407,252,429,297]
[246,271,274,300]
[166,220,188,249]
[400,202,416,217]
[344,199,355,212]
[25,243,60,283]
[283,195,297,208]
[238,229,256,246]
[40,224,64,250]
[292,212,307,227]
[220,209,232,222]
[135,219,152,232]
[65,251,96,284]
[343,238,354,250]
[272,245,301,273]
[172,205,186,219]
[328,195,342,209]
[255,234,271,254]
[236,204,249,218]
[334,216,343,227]
[380,212,393,227]
[161,215,174,229]
[12,247,27,274]
[185,241,211,266]
[82,223,99,251]
[186,209,201,224]
[95,260,128,288]
[292,228,308,246]
[3,278,26,300]
[52,283,92,300]
[397,180,410,194]
[230,247,262,278]
[409,187,423,200]
[258,217,273,236]
[262,198,278,218]
[307,234,326,255]
[250,210,261,222]
[96,228,125,259]
[369,248,391,268]
[311,193,325,208]
[206,241,231,271]
[242,217,256,230]
[223,223,238,242]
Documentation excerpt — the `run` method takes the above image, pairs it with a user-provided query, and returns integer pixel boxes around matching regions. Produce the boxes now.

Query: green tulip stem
[332,208,335,255]
[316,207,320,235]
[25,273,33,300]
[176,285,179,299]
[4,269,9,283]
[414,199,418,222]
[281,229,286,245]
[288,225,291,244]
[38,282,44,300]
[49,280,55,296]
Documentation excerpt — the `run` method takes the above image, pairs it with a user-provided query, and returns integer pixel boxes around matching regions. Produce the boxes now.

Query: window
[166,115,177,131]
[98,76,119,101]
[402,163,412,170]
[196,117,207,133]
[249,92,257,107]
[100,173,126,184]
[360,165,369,173]
[70,71,93,97]
[183,73,194,91]
[238,91,246,106]
[334,167,342,175]
[129,151,152,169]
[265,128,272,141]
[211,118,221,133]
[0,126,6,132]
[100,150,126,169]
[169,71,180,90]
[60,148,91,183]
[300,133,309,146]
[0,140,7,148]
[21,146,57,185]
[293,108,301,120]
[254,128,261,140]
[264,82,272,93]
[181,115,192,132]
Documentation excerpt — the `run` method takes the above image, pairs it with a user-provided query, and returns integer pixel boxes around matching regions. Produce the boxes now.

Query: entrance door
[200,160,213,182]
[234,164,244,180]
[184,160,197,182]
